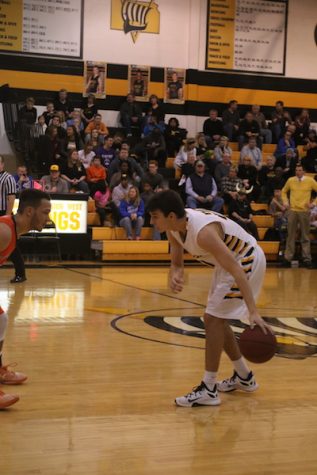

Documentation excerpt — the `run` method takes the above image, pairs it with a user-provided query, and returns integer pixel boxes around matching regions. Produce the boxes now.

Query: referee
[0,156,26,283]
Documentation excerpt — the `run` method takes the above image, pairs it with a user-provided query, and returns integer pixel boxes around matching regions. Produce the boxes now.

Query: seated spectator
[67,110,84,134]
[240,136,262,169]
[86,156,107,195]
[119,186,145,240]
[275,147,297,179]
[251,104,272,144]
[143,115,165,137]
[269,187,288,241]
[93,182,112,226]
[78,143,95,169]
[238,111,260,150]
[112,132,125,152]
[203,109,224,146]
[271,101,292,142]
[61,150,89,193]
[220,166,243,204]
[13,165,34,191]
[136,128,167,168]
[112,173,132,209]
[110,161,136,189]
[213,136,232,162]
[185,160,224,212]
[165,117,187,157]
[294,109,310,145]
[179,150,197,191]
[237,156,260,201]
[214,153,232,186]
[43,101,55,126]
[89,128,102,150]
[174,137,196,169]
[222,100,240,141]
[196,133,211,158]
[18,96,37,166]
[302,132,317,173]
[94,136,116,169]
[142,160,164,191]
[310,204,317,228]
[108,147,143,182]
[81,94,98,125]
[145,94,165,126]
[275,130,296,159]
[32,114,47,138]
[229,187,259,239]
[54,89,73,120]
[61,125,84,157]
[49,114,67,140]
[258,155,279,200]
[38,125,64,174]
[85,114,109,143]
[120,93,143,136]
[141,181,161,240]
[40,164,69,193]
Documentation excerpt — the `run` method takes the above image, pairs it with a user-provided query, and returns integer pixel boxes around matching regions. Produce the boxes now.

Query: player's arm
[197,224,272,334]
[167,231,184,293]
[0,223,12,253]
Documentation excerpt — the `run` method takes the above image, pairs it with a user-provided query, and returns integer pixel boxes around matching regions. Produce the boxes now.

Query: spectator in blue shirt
[13,165,34,192]
[275,130,296,159]
[119,186,145,240]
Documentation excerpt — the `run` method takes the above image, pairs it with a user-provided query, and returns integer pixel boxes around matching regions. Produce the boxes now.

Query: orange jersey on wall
[0,215,17,265]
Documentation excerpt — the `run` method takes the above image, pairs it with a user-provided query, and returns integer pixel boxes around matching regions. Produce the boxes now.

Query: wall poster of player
[129,65,150,101]
[84,61,107,98]
[164,68,185,104]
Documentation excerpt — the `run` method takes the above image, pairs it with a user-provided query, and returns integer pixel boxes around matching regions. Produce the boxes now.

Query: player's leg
[175,313,222,407]
[217,322,258,393]
[0,308,20,408]
[0,307,27,386]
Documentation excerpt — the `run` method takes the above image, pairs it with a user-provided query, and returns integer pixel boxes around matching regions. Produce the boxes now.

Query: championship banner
[206,0,288,75]
[13,199,88,234]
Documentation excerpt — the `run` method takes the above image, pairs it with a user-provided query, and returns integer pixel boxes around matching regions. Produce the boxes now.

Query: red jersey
[0,215,17,265]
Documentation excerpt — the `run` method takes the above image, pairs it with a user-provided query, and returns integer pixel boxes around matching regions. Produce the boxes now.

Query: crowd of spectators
[14,91,317,244]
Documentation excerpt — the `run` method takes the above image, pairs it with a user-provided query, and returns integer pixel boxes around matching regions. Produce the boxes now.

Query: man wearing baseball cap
[40,165,69,193]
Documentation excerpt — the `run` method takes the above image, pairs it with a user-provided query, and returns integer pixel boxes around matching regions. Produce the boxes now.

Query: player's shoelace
[185,382,206,397]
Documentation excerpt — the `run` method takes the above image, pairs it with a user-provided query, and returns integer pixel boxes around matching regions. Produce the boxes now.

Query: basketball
[239,325,277,363]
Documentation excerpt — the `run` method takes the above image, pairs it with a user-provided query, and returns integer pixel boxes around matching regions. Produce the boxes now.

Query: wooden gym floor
[0,264,317,475]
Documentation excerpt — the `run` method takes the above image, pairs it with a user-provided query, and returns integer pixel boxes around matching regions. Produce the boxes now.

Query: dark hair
[147,190,185,218]
[168,117,179,127]
[276,100,284,107]
[17,189,50,213]
[229,100,237,106]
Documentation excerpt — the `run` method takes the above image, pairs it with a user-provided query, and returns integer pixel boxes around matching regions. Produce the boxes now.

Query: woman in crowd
[165,117,187,157]
[174,137,197,169]
[81,94,98,125]
[61,149,89,193]
[62,125,84,156]
[78,142,95,169]
[119,186,145,240]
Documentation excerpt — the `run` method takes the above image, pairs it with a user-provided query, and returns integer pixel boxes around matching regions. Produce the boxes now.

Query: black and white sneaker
[175,381,221,407]
[217,371,258,393]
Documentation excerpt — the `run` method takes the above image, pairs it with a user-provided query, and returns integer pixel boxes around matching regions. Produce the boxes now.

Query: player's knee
[0,310,8,341]
[204,313,225,327]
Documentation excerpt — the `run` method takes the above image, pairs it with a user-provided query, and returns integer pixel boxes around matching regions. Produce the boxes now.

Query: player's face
[30,200,52,232]
[150,210,174,232]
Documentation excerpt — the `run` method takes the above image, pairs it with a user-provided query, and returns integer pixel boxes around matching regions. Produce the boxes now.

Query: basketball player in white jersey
[148,190,273,407]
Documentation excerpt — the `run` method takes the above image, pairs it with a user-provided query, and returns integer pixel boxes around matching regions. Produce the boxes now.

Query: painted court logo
[112,310,317,360]
[111,0,160,43]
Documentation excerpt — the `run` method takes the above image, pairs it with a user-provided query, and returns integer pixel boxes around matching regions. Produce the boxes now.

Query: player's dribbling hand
[169,270,184,293]
[249,311,274,335]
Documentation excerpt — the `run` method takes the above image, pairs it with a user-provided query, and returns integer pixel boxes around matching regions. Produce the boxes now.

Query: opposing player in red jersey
[0,189,51,408]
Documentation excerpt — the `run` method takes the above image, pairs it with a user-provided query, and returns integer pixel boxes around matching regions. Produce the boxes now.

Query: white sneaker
[175,381,221,407]
[217,371,259,393]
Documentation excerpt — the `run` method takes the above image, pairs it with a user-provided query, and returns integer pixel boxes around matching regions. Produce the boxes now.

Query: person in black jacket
[238,112,261,150]
[165,118,187,157]
[203,109,224,147]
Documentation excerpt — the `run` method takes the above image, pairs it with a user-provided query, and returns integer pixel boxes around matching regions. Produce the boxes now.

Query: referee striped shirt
[0,171,17,212]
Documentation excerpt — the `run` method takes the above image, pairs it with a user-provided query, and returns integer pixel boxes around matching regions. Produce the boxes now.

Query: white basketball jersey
[170,208,258,266]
